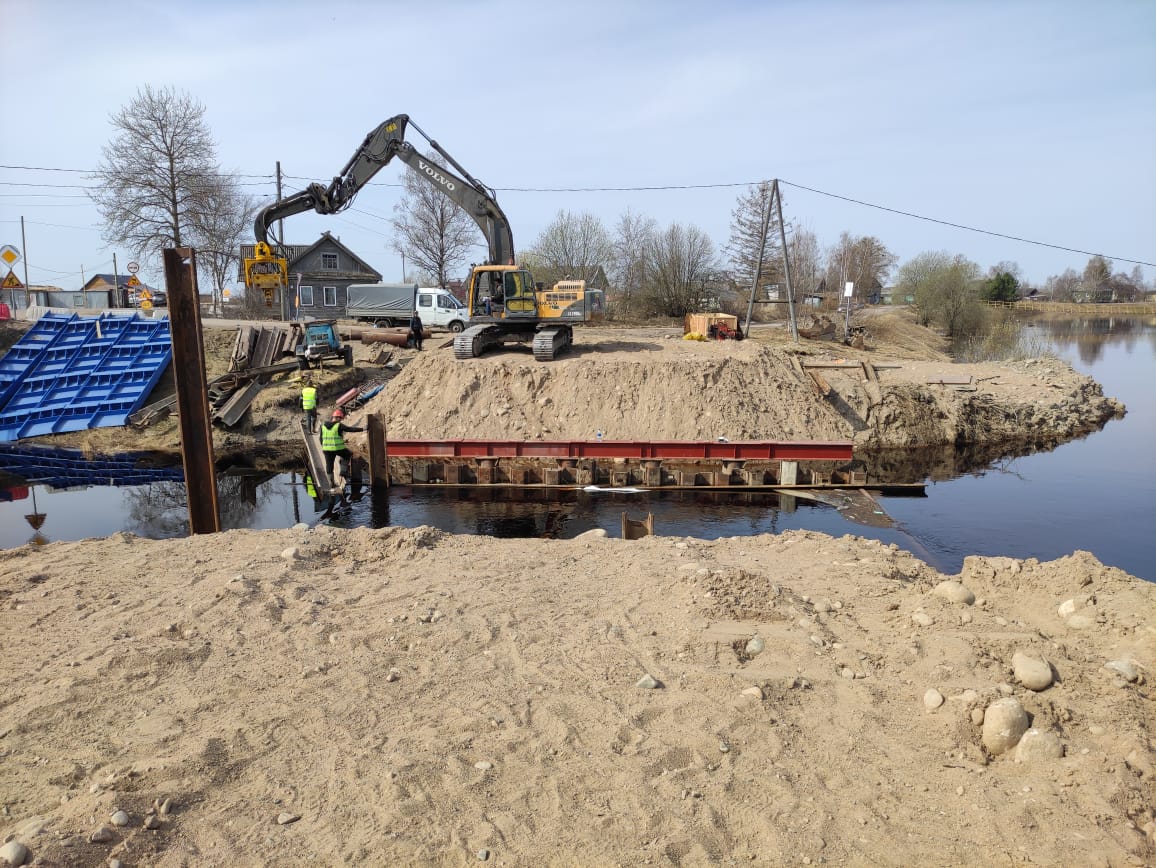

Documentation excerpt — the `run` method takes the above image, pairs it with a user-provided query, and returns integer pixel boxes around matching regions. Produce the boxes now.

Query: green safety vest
[320,421,345,452]
[301,386,317,410]
[305,475,317,498]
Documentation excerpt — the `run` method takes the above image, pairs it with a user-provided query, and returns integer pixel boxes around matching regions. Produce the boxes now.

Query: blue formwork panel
[0,313,173,442]
[0,312,76,410]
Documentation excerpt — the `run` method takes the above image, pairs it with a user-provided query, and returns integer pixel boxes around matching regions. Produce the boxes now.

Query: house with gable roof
[239,231,382,317]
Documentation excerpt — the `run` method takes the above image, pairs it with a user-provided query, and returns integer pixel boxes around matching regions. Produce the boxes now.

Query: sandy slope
[1,527,1153,866]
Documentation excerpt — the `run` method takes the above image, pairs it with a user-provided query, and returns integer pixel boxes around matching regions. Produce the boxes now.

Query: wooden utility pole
[742,184,773,339]
[20,217,30,297]
[741,180,799,342]
[163,247,220,534]
[773,180,799,342]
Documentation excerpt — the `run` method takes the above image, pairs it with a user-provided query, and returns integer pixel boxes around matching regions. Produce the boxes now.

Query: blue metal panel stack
[0,312,173,442]
[0,443,184,488]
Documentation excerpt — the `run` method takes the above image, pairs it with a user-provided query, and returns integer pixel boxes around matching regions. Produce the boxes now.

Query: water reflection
[2,316,1153,581]
[121,472,279,538]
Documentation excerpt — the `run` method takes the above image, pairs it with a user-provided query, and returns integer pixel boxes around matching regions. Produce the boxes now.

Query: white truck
[345,283,469,332]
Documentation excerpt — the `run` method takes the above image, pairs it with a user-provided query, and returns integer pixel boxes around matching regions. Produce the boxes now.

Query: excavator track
[532,326,572,361]
[453,324,502,360]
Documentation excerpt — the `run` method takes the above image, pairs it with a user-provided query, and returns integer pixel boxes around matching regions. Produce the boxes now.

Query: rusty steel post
[163,247,220,534]
[366,413,389,488]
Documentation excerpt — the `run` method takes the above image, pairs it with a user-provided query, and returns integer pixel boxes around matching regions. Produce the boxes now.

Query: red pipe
[335,387,360,407]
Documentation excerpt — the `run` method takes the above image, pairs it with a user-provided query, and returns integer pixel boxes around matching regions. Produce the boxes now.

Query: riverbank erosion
[359,333,1124,454]
[1,526,1153,865]
[3,312,1124,469]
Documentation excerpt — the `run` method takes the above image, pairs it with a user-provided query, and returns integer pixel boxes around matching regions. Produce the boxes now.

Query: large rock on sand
[982,697,1030,755]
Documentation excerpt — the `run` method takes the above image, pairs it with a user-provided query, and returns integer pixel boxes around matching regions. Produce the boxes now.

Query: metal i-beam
[163,247,220,534]
[385,439,853,462]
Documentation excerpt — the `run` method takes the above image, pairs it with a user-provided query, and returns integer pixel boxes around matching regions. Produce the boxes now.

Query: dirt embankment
[362,330,1122,456]
[3,311,1124,466]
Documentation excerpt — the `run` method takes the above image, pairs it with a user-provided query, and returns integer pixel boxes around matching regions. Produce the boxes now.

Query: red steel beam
[386,439,853,462]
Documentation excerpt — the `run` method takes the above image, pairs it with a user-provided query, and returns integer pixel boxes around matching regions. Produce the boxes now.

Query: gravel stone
[1104,660,1138,682]
[0,841,29,867]
[1014,728,1064,763]
[1012,651,1054,691]
[933,581,975,605]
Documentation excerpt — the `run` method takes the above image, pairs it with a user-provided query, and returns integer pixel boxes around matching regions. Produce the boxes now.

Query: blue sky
[1,0,1153,291]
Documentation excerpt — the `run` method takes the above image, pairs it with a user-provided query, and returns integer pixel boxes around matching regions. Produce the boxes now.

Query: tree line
[91,87,1151,329]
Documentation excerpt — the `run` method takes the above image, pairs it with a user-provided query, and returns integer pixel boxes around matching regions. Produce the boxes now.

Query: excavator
[243,114,575,361]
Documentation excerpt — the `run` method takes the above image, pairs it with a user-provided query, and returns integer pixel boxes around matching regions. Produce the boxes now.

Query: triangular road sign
[2,270,23,289]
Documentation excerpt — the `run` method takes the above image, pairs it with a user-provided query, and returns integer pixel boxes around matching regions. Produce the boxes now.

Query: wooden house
[239,232,381,318]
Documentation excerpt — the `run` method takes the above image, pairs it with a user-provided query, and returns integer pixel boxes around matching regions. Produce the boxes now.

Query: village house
[239,232,381,318]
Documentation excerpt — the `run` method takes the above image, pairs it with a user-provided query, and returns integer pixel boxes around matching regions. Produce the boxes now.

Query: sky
[1,0,1154,293]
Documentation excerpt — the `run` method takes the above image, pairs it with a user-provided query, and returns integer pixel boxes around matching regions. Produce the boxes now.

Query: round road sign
[127,261,140,274]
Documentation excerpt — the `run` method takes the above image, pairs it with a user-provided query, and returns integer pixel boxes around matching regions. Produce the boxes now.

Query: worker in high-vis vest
[301,377,318,433]
[319,408,364,480]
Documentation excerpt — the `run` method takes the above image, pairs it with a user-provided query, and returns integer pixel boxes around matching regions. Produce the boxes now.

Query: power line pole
[20,216,30,294]
[742,184,772,340]
[275,161,284,247]
[773,180,799,342]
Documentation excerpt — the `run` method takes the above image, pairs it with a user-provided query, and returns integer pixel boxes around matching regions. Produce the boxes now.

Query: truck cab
[346,283,467,332]
[416,287,468,333]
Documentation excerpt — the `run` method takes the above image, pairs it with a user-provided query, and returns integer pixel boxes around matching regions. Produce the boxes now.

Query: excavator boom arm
[253,115,411,245]
[252,114,514,266]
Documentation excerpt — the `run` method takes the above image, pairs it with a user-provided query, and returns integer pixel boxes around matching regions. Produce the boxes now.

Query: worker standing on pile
[301,376,318,433]
[319,408,364,480]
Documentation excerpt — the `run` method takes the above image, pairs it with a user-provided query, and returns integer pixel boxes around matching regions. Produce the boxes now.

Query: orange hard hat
[331,408,344,419]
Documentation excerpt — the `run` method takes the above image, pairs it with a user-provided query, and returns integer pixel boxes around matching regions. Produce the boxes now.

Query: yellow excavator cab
[243,242,289,305]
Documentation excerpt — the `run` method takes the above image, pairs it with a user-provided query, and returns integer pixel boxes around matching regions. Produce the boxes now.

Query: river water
[2,318,1153,581]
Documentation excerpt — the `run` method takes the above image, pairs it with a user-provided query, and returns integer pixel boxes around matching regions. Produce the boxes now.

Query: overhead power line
[777,180,1156,269]
[1,163,1151,268]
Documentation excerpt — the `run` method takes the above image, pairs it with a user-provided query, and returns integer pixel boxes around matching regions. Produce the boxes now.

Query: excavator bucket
[243,242,288,306]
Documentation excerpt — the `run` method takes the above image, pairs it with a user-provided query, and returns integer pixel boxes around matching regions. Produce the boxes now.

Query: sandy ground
[1,311,1152,866]
[1,529,1153,866]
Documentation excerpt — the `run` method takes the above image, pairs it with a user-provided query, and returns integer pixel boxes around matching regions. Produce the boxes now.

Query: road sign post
[1,246,21,307]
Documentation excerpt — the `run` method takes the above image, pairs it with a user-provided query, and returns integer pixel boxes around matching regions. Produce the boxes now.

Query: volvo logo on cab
[417,160,456,192]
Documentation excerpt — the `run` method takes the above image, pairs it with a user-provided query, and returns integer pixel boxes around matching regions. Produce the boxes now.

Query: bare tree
[788,226,822,298]
[896,251,953,323]
[527,210,613,287]
[1128,265,1148,294]
[609,209,657,317]
[1082,255,1112,292]
[192,174,256,314]
[900,253,983,337]
[390,151,479,287]
[1046,268,1081,302]
[641,223,718,317]
[89,85,227,268]
[822,233,897,306]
